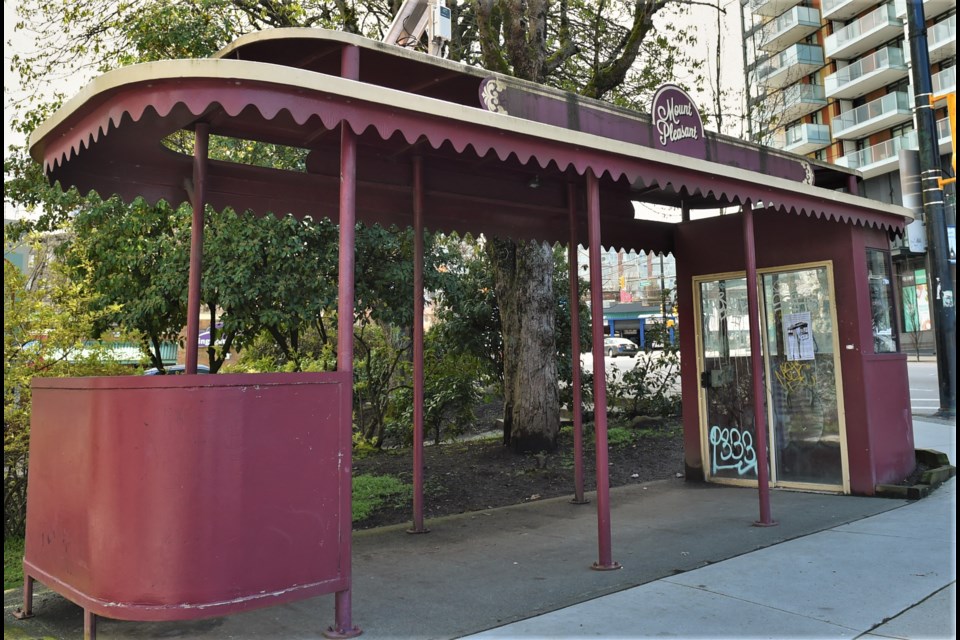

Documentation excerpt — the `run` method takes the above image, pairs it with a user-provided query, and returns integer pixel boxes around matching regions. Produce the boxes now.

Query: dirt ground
[352,418,686,530]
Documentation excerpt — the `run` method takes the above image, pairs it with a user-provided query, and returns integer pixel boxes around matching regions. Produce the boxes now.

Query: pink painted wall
[24,372,351,621]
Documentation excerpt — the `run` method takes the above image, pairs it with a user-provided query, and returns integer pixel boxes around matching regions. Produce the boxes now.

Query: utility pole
[906,0,956,416]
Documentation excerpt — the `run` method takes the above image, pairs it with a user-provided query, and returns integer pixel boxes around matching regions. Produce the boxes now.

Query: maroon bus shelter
[22,28,916,639]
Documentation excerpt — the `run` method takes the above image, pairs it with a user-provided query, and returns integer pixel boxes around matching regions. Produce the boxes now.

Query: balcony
[825,46,909,100]
[832,92,913,140]
[928,14,956,64]
[894,0,954,21]
[835,131,916,178]
[824,4,904,60]
[783,122,832,154]
[932,66,956,95]
[823,0,878,22]
[760,6,821,53]
[755,43,825,89]
[774,83,828,123]
[835,119,951,179]
[750,0,803,18]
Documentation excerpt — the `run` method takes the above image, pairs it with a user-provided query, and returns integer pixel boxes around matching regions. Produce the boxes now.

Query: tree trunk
[488,237,559,452]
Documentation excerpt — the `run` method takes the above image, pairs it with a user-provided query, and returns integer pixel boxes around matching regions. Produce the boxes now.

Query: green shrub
[606,427,636,448]
[352,474,412,522]
[4,537,24,590]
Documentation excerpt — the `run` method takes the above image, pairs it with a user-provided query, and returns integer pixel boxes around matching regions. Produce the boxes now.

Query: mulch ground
[352,419,685,530]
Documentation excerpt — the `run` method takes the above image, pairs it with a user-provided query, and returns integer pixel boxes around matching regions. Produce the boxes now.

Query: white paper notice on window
[783,311,814,361]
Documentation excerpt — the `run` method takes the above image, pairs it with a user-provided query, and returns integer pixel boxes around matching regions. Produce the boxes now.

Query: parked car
[604,337,639,358]
[143,364,211,375]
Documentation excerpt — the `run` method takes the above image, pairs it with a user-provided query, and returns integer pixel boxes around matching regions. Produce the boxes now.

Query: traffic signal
[933,91,956,188]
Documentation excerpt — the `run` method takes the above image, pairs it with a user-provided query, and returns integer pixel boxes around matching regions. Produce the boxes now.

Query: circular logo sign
[651,84,705,157]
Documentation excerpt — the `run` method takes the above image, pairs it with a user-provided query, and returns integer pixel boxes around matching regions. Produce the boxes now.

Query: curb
[875,448,957,500]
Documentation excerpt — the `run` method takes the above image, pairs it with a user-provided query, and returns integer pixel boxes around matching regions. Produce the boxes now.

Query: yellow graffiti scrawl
[775,360,814,394]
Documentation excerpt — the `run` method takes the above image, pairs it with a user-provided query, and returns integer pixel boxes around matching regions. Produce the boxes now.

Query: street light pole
[660,254,666,329]
[906,0,956,416]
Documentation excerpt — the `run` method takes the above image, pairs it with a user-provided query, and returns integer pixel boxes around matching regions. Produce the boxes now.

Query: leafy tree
[4,229,129,536]
[205,212,339,372]
[387,328,488,446]
[353,321,411,445]
[434,237,592,425]
[62,198,191,369]
[433,234,503,383]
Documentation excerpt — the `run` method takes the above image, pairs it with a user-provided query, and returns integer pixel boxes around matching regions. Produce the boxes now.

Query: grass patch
[4,537,24,591]
[606,427,637,448]
[352,474,412,522]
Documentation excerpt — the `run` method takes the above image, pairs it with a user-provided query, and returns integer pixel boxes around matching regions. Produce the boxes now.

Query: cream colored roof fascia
[215,28,862,181]
[29,58,914,222]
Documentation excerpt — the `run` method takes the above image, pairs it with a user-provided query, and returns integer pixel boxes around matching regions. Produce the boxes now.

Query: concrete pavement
[4,419,955,639]
[465,417,957,640]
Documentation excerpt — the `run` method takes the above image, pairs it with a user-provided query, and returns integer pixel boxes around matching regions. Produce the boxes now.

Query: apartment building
[740,0,956,349]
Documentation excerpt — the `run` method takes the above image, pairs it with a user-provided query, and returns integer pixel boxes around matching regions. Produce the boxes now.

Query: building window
[891,122,914,140]
[888,78,909,93]
[900,267,932,335]
[866,249,899,353]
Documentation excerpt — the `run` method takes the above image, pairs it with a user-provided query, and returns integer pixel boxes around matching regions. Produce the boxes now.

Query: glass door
[696,264,847,490]
[698,278,759,482]
[762,266,846,488]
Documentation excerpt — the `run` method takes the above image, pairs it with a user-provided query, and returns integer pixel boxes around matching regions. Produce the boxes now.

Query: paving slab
[861,583,957,640]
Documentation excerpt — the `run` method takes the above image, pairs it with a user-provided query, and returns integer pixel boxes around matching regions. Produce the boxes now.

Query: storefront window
[866,249,898,353]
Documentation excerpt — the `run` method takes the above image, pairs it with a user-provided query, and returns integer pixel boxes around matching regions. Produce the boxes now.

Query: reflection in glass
[763,267,842,486]
[700,278,759,481]
[866,249,899,353]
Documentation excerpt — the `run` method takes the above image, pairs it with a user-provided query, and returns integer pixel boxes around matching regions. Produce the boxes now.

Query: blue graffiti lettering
[709,425,758,476]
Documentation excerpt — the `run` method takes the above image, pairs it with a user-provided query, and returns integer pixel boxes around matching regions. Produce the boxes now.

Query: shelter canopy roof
[29,29,911,254]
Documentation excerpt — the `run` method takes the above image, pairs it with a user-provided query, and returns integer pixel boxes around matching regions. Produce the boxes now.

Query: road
[907,360,949,418]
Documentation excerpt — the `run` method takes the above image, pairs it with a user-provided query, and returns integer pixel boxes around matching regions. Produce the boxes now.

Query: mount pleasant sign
[651,84,705,156]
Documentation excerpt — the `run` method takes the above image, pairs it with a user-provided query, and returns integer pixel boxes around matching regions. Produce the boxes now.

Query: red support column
[567,183,587,505]
[327,43,363,639]
[84,609,96,640]
[409,155,429,534]
[185,123,208,374]
[14,575,33,619]
[741,204,777,528]
[586,171,620,570]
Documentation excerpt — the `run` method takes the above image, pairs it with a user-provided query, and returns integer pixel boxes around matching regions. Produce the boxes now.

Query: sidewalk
[4,418,955,640]
[467,418,956,640]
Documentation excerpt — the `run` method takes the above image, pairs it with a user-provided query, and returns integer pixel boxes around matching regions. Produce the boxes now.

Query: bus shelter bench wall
[22,372,351,622]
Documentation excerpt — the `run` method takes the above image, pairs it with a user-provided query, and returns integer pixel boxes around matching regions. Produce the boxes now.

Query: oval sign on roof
[651,84,705,157]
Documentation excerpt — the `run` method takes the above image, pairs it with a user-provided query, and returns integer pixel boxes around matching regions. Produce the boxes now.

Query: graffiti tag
[709,425,757,476]
[775,360,813,394]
